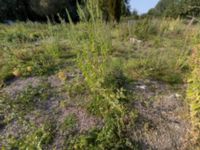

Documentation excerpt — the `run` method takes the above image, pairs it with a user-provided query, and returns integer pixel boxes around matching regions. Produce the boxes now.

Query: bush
[102,59,128,90]
[187,45,200,146]
[66,3,137,149]
[125,47,188,84]
[134,19,158,40]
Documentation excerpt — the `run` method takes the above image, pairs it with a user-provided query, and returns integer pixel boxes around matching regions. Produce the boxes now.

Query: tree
[164,0,183,17]
[0,0,129,22]
[147,0,200,18]
[121,0,131,16]
[147,0,175,17]
[29,0,67,16]
[0,0,82,22]
[132,9,139,19]
[108,0,122,22]
[0,0,17,21]
[179,0,200,17]
[28,0,81,21]
[99,0,129,22]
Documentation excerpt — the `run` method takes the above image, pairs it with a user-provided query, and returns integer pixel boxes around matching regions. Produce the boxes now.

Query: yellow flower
[58,71,67,81]
[27,66,32,72]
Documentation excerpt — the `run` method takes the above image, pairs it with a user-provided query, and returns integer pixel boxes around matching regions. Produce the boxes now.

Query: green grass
[124,47,189,84]
[0,26,76,87]
[61,114,77,132]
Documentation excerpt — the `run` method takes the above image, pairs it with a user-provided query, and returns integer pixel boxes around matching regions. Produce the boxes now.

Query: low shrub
[187,45,200,146]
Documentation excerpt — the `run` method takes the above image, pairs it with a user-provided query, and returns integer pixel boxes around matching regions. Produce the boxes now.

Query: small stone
[175,93,181,98]
[129,37,142,44]
[136,85,147,90]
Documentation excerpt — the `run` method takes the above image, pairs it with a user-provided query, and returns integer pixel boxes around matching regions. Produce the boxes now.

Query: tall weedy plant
[67,1,136,149]
[187,44,200,147]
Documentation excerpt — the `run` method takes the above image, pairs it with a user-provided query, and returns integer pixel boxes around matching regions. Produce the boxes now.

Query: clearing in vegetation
[0,5,200,150]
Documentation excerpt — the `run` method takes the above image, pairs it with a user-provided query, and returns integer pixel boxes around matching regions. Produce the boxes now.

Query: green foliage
[121,0,131,16]
[148,0,177,17]
[63,114,77,129]
[1,5,199,149]
[131,9,139,19]
[120,18,190,84]
[148,0,200,18]
[134,19,158,40]
[125,46,189,84]
[102,59,128,91]
[66,4,137,149]
[57,114,79,148]
[99,0,128,22]
[0,0,129,22]
[7,123,55,149]
[0,83,56,148]
[0,83,52,121]
[108,0,122,22]
[174,0,200,17]
[187,45,200,146]
[0,36,64,85]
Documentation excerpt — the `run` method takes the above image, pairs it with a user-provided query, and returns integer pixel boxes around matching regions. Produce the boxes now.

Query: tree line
[147,0,200,18]
[0,0,131,22]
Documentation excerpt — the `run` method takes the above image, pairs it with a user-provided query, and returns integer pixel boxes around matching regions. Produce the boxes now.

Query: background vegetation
[0,0,131,22]
[147,0,200,18]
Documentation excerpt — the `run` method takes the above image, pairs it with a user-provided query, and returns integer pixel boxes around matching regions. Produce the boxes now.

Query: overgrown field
[0,17,200,149]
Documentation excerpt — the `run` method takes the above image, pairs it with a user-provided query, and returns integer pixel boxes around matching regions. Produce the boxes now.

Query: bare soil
[0,77,193,149]
[129,80,192,150]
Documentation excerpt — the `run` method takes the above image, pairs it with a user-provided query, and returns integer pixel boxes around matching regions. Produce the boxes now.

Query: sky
[130,0,160,14]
